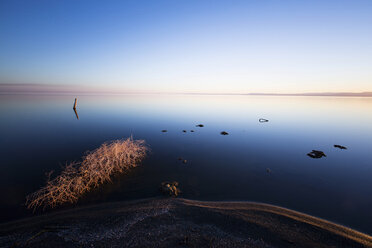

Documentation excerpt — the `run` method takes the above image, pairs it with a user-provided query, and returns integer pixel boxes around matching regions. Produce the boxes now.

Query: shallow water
[0,94,372,234]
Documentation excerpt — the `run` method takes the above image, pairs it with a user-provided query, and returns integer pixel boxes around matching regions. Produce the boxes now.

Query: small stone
[307,150,326,159]
[334,144,347,150]
[196,124,204,127]
[161,130,167,132]
[190,130,195,132]
[178,157,183,160]
[220,131,229,135]
[182,130,187,133]
[259,118,269,123]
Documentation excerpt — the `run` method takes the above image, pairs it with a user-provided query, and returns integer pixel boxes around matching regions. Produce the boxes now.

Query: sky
[0,0,371,94]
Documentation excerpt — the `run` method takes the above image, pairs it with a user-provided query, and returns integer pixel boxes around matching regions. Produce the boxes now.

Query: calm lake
[0,94,372,234]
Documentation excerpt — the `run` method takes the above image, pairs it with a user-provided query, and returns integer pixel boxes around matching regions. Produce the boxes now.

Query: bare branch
[26,138,148,211]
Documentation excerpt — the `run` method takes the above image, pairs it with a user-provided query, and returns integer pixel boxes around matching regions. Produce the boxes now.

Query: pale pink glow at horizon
[0,83,371,96]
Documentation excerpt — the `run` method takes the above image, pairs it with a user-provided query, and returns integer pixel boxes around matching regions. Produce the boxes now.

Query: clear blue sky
[0,0,371,93]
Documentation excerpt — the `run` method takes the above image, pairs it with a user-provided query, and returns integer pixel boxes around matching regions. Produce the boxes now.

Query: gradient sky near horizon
[0,0,371,93]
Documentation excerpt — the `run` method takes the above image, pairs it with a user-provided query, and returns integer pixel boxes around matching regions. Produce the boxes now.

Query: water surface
[0,94,372,234]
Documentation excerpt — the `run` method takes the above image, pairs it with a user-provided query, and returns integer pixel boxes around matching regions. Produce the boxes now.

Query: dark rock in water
[266,168,272,173]
[182,160,187,164]
[161,181,180,197]
[182,130,187,133]
[307,150,326,159]
[190,130,195,132]
[220,131,229,135]
[259,118,269,123]
[196,124,204,127]
[334,144,347,150]
[161,130,167,132]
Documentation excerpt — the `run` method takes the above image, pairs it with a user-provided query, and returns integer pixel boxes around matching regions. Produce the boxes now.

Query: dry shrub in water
[26,138,147,210]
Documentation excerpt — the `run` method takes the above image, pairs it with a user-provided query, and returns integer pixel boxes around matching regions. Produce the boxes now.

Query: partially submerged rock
[196,124,204,127]
[182,130,187,133]
[190,130,195,132]
[259,118,269,123]
[307,150,326,159]
[161,181,181,197]
[334,144,347,150]
[161,130,167,132]
[220,131,229,135]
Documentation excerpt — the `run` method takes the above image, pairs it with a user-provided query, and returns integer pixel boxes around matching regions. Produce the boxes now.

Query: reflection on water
[0,94,372,234]
[73,108,79,120]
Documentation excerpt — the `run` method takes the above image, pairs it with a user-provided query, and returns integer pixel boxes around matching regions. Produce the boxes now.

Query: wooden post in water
[73,98,79,120]
[73,98,77,109]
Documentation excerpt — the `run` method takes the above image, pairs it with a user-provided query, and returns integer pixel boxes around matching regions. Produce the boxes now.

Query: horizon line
[0,83,372,97]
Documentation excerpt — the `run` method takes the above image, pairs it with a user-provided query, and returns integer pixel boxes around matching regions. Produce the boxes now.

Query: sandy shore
[1,198,371,248]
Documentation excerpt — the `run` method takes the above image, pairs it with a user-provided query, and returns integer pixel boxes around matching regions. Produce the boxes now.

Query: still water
[0,94,372,234]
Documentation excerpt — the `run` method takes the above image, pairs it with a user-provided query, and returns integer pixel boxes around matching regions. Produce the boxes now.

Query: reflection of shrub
[26,138,148,210]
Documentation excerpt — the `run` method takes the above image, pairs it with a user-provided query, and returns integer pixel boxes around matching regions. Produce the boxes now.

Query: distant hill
[247,92,372,97]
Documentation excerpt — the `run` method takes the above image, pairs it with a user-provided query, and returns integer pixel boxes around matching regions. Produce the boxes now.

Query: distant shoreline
[1,83,372,97]
[1,91,372,97]
[1,198,371,247]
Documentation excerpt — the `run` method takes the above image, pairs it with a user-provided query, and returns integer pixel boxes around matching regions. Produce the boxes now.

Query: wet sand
[1,198,371,248]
